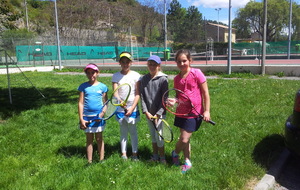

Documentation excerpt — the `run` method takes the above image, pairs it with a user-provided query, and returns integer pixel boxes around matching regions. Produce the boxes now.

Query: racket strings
[103,102,117,119]
[152,117,173,143]
[161,120,173,143]
[111,83,131,107]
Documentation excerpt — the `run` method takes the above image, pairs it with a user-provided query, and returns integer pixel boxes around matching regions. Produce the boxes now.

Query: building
[206,22,236,43]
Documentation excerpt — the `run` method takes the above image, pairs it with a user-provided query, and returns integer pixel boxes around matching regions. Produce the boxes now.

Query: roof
[207,22,236,31]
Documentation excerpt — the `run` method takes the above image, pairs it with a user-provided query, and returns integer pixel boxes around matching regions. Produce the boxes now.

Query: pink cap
[84,64,99,72]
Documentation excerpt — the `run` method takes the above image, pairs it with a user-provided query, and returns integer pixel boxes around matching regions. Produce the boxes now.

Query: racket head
[151,116,173,143]
[111,83,131,106]
[162,88,193,116]
[160,119,173,143]
[102,99,118,120]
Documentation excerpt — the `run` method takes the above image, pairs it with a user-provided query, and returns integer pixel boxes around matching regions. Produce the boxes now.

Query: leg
[175,129,192,160]
[128,123,138,157]
[95,132,104,161]
[156,120,165,159]
[148,119,159,159]
[119,121,128,158]
[183,142,191,161]
[86,133,94,163]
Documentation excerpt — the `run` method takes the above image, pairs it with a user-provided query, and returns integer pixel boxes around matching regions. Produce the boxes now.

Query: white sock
[185,159,192,166]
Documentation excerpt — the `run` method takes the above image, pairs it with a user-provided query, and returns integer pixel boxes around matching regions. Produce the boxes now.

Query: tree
[233,0,300,41]
[167,0,186,42]
[182,6,203,43]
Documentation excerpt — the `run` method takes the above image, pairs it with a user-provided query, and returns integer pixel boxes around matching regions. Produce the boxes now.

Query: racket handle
[208,120,216,125]
[199,115,216,125]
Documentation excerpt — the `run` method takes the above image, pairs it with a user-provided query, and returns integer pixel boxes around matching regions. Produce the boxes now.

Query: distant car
[285,89,300,156]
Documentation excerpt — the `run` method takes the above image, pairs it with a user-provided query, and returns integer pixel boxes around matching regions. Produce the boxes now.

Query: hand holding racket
[162,88,216,125]
[84,99,118,128]
[111,83,131,113]
[150,116,173,143]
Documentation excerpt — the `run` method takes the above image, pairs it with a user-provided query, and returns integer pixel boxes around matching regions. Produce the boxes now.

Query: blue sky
[168,0,299,25]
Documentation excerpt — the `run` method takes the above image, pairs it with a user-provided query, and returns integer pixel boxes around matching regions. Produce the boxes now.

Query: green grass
[0,71,299,189]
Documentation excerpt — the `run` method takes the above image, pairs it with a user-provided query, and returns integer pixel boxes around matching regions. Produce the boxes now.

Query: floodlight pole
[287,0,292,59]
[164,0,167,64]
[227,0,232,74]
[261,0,267,75]
[24,0,29,30]
[215,8,221,42]
[54,0,62,70]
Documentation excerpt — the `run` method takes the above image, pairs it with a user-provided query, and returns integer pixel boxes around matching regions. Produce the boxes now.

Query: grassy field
[0,71,299,189]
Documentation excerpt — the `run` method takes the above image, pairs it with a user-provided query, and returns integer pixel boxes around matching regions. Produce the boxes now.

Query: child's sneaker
[160,158,167,165]
[121,155,128,160]
[148,156,159,163]
[171,151,179,166]
[181,164,192,174]
[131,156,139,161]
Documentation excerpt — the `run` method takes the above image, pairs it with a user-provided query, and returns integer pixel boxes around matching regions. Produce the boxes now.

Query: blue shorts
[174,117,202,132]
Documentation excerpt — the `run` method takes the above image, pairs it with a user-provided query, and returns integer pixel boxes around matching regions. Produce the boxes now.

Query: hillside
[0,0,164,46]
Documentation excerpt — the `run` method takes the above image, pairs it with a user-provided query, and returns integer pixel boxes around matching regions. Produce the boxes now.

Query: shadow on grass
[252,134,285,170]
[57,143,122,159]
[57,143,153,161]
[0,87,77,120]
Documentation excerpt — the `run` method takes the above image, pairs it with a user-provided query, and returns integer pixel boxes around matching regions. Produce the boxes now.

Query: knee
[95,136,103,142]
[179,136,190,144]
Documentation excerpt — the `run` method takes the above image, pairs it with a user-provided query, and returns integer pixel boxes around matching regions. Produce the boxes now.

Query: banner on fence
[16,45,167,62]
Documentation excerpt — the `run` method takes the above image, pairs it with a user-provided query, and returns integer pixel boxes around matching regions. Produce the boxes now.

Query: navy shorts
[174,117,202,132]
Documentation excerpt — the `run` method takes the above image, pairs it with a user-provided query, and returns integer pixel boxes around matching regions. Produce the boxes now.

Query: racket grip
[200,115,216,125]
[208,120,216,125]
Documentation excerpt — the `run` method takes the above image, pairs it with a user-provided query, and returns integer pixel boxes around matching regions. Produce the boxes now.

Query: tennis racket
[85,99,118,127]
[110,83,131,113]
[162,88,216,125]
[150,116,173,143]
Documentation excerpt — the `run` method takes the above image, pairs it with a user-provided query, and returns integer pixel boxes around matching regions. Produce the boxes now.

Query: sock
[185,159,192,166]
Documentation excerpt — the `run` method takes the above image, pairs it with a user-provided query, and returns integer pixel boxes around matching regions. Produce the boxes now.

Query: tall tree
[167,0,186,42]
[136,0,161,45]
[183,6,203,43]
[233,0,300,41]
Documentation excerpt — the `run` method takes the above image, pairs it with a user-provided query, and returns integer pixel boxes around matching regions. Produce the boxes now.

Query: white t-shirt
[112,70,141,124]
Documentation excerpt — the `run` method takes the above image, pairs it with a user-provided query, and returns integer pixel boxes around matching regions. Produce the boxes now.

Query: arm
[140,82,152,120]
[126,81,141,116]
[199,81,211,122]
[156,77,168,117]
[78,91,87,129]
[99,92,108,118]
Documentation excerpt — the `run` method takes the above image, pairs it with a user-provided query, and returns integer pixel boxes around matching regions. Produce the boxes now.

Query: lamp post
[287,0,292,59]
[164,0,167,64]
[215,8,221,42]
[227,2,232,74]
[24,0,29,30]
[54,0,62,70]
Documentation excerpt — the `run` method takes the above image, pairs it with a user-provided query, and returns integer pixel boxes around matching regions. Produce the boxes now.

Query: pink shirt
[174,68,206,118]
